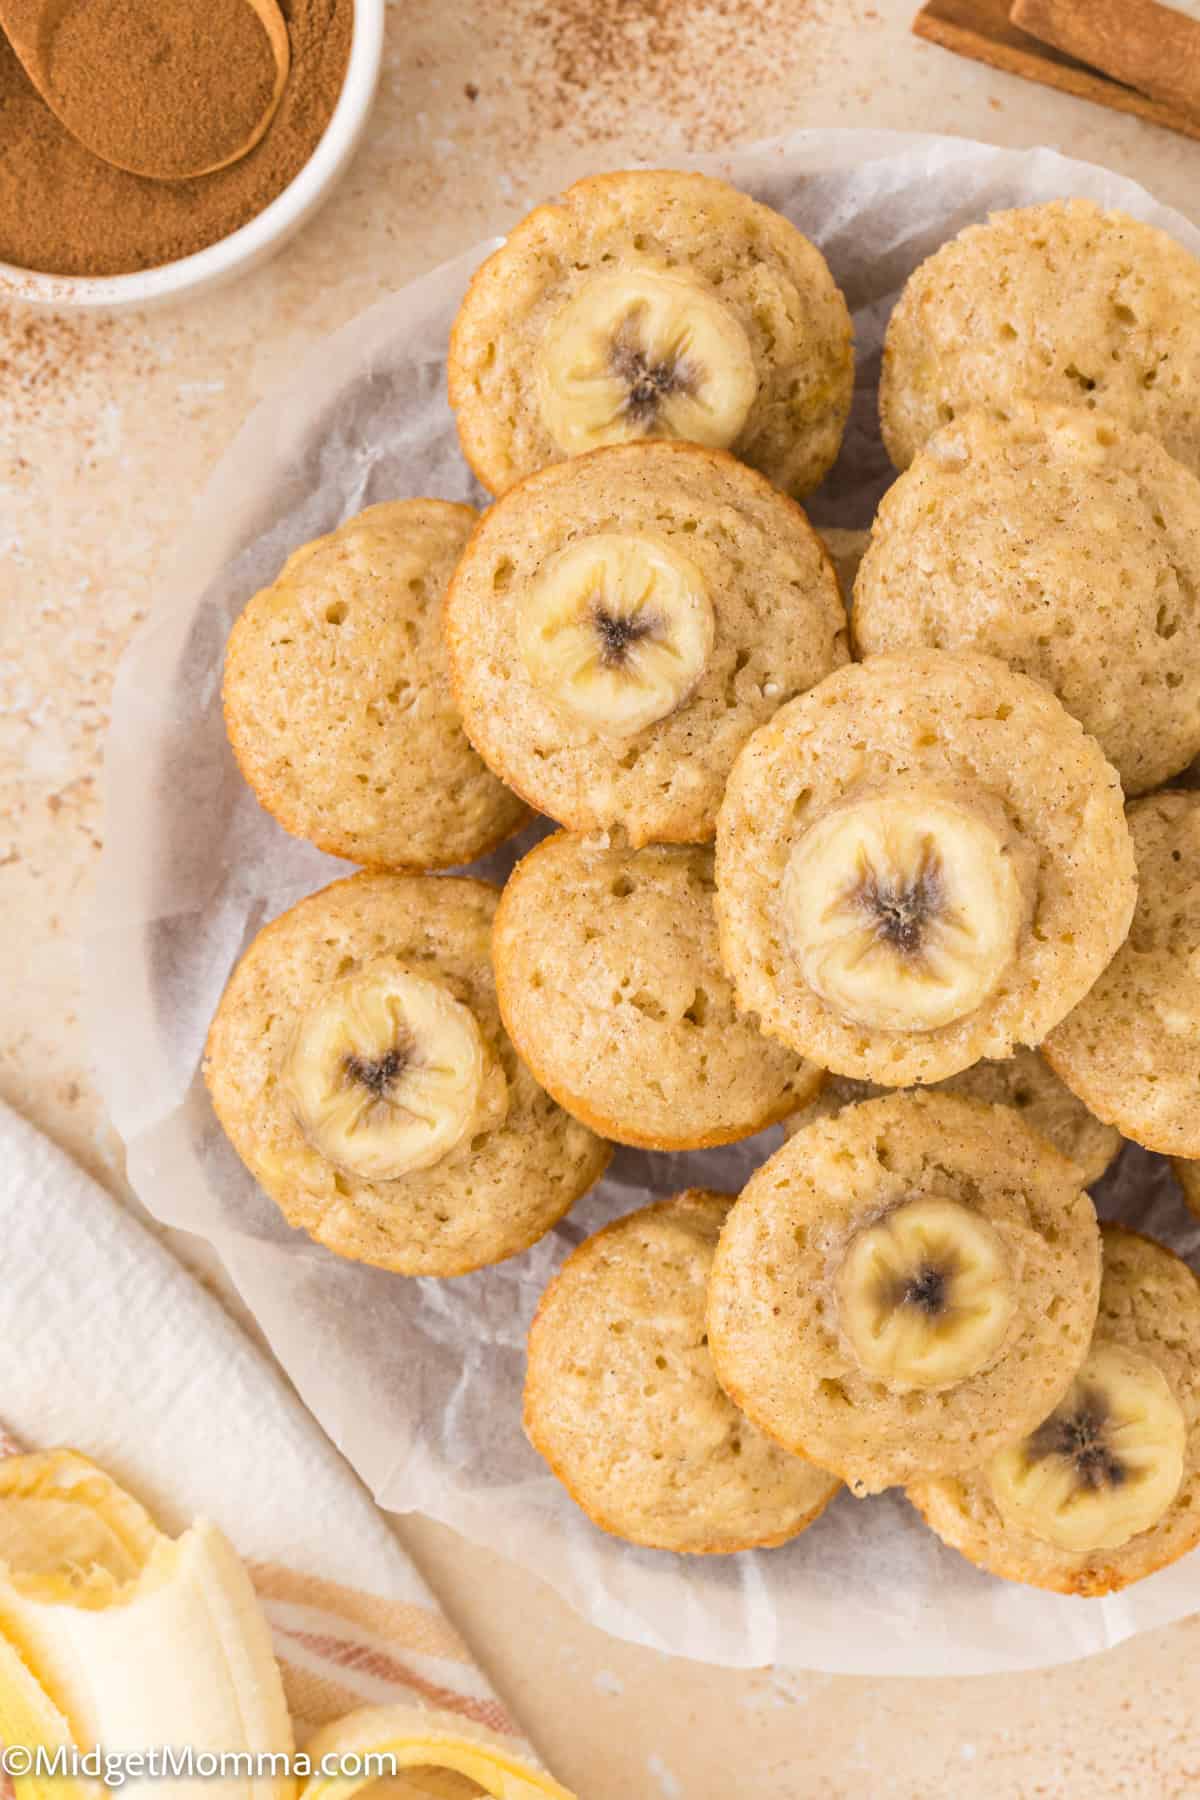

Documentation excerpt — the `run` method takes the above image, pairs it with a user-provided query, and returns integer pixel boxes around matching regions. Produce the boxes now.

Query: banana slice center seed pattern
[986,1342,1187,1553]
[535,266,759,456]
[782,792,1025,1033]
[282,962,507,1182]
[517,532,715,740]
[835,1198,1018,1391]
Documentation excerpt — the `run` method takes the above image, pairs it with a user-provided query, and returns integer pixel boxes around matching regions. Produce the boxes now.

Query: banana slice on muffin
[780,789,1025,1035]
[908,1226,1200,1594]
[493,832,821,1150]
[444,441,848,846]
[833,1197,1019,1392]
[535,266,760,459]
[706,1092,1102,1496]
[715,651,1136,1086]
[525,1191,841,1552]
[516,531,715,740]
[986,1342,1185,1556]
[204,873,610,1277]
[282,962,509,1181]
[449,168,854,499]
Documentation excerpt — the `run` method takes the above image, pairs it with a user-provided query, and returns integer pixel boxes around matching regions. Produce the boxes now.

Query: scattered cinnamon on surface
[0,0,351,278]
[514,0,835,140]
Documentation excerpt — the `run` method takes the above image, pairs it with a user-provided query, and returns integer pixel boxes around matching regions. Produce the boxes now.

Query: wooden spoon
[0,0,291,181]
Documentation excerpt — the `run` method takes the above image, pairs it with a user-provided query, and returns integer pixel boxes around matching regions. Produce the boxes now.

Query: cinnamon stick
[1010,0,1200,120]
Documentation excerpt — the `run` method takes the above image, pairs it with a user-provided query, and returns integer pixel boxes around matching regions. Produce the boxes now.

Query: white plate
[88,131,1200,1674]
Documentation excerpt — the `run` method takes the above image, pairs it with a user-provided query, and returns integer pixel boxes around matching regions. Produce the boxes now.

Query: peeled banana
[782,790,1024,1033]
[283,961,508,1181]
[517,532,714,739]
[987,1342,1186,1553]
[835,1198,1017,1390]
[0,1451,294,1800]
[535,266,758,456]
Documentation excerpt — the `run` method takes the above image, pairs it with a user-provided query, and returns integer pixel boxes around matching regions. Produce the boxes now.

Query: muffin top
[786,1046,1121,1190]
[449,167,854,499]
[715,651,1136,1086]
[203,873,610,1277]
[853,404,1200,795]
[493,833,820,1150]
[908,1227,1200,1595]
[1046,791,1200,1157]
[444,441,848,846]
[880,199,1200,476]
[524,1191,841,1553]
[707,1092,1101,1496]
[223,501,527,870]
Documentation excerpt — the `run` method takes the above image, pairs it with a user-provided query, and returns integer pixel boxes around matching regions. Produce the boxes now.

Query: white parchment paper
[87,130,1200,1674]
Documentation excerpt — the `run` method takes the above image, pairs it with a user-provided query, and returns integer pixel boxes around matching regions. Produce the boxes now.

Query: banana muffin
[707,1092,1102,1496]
[223,501,528,870]
[493,833,821,1150]
[908,1227,1200,1594]
[448,168,854,499]
[880,199,1200,476]
[715,651,1136,1086]
[444,441,848,846]
[786,1048,1121,1189]
[853,404,1200,794]
[1045,791,1200,1157]
[525,1191,841,1552]
[203,873,610,1277]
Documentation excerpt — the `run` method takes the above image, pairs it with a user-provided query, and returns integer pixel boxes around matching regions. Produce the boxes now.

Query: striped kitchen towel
[0,1099,527,1750]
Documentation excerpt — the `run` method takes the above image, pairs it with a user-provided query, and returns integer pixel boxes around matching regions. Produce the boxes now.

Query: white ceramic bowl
[0,0,384,311]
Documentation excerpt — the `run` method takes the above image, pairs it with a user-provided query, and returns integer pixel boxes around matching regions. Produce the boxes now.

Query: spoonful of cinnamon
[0,0,290,182]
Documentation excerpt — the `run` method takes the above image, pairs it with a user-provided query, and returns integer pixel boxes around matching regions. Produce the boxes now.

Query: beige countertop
[4,1,1200,1792]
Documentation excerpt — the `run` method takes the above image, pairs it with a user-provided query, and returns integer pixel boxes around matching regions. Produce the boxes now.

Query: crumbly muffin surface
[854,404,1200,794]
[908,1228,1200,1595]
[449,168,854,498]
[204,873,610,1277]
[715,651,1136,1085]
[445,441,848,846]
[223,501,527,870]
[493,833,821,1150]
[525,1191,841,1552]
[707,1092,1101,1495]
[1046,791,1200,1156]
[786,1047,1121,1189]
[880,199,1200,476]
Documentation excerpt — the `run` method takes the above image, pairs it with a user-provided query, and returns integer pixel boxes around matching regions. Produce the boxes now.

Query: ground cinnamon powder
[46,0,279,181]
[0,0,352,277]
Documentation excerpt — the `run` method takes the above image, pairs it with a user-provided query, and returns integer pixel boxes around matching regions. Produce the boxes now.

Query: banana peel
[0,1451,294,1800]
[300,1705,577,1800]
[0,1456,576,1800]
[0,1633,83,1800]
